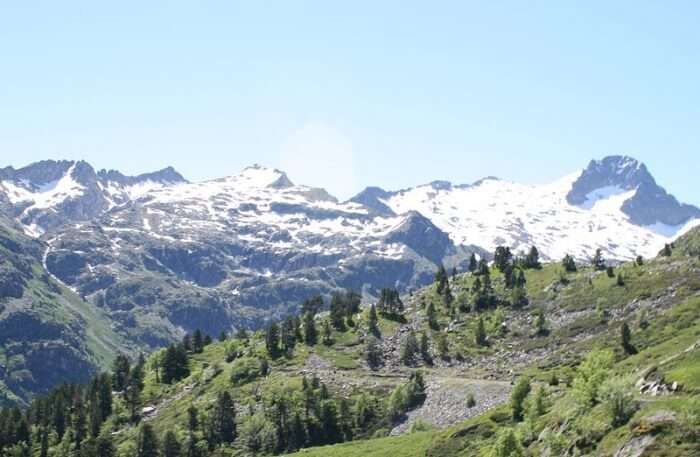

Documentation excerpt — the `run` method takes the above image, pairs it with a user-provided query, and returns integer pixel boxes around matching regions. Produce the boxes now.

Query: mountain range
[1,155,698,403]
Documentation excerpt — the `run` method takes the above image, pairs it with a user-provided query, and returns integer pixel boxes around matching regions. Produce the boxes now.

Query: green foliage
[229,357,265,386]
[475,316,487,346]
[600,377,637,427]
[510,377,531,421]
[572,349,615,409]
[365,336,383,370]
[489,428,524,457]
[562,254,577,272]
[377,288,404,317]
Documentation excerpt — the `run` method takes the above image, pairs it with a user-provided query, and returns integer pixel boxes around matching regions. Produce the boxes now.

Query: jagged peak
[235,164,294,189]
[97,165,187,185]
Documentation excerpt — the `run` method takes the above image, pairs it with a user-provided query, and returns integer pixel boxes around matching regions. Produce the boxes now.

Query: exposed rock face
[567,155,700,226]
[0,215,127,406]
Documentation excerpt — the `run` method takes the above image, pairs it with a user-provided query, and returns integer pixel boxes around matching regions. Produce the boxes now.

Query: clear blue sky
[1,1,699,203]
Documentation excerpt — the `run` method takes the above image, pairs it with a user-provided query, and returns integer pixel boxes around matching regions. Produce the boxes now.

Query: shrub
[230,357,264,386]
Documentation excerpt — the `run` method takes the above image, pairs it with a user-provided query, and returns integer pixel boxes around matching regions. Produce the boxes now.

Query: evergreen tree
[475,316,487,346]
[211,392,236,445]
[662,243,673,257]
[301,295,324,315]
[534,307,547,336]
[524,246,541,269]
[419,333,432,364]
[136,423,160,457]
[303,312,317,346]
[162,431,181,457]
[400,331,419,365]
[468,253,478,273]
[616,272,625,286]
[426,301,438,330]
[606,265,615,278]
[377,288,404,316]
[322,320,333,346]
[621,322,635,354]
[192,330,204,353]
[95,432,116,457]
[367,304,379,335]
[510,377,531,421]
[494,246,513,272]
[435,264,448,295]
[636,255,644,266]
[281,317,297,354]
[562,254,577,272]
[162,344,190,384]
[329,293,346,330]
[265,323,280,358]
[111,353,131,392]
[592,248,606,271]
[365,336,383,370]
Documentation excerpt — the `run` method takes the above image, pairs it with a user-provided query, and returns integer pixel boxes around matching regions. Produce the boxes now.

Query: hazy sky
[2,2,699,202]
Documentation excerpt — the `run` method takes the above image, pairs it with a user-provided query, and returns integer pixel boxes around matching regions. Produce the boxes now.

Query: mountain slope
[0,215,130,406]
[5,226,699,456]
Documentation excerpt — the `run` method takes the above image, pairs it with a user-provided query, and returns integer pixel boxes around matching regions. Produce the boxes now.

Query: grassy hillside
[2,232,699,456]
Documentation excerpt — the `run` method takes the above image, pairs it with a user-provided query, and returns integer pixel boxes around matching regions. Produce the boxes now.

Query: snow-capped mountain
[0,160,187,235]
[352,156,700,261]
[0,155,697,344]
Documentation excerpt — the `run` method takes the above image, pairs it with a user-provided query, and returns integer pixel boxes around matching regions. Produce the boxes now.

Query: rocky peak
[348,186,396,216]
[567,155,699,226]
[566,155,654,205]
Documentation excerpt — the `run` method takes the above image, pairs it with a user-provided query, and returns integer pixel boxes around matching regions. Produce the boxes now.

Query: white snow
[382,171,694,260]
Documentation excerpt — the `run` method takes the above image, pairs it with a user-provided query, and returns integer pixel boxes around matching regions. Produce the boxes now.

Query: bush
[572,350,615,409]
[490,428,524,457]
[230,357,264,386]
[601,377,637,427]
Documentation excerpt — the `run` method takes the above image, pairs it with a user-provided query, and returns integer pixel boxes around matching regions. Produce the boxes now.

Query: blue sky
[1,2,699,202]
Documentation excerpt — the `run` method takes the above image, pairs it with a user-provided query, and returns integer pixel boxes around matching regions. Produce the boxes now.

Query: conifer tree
[592,248,606,271]
[475,316,487,346]
[524,246,541,269]
[162,431,181,457]
[365,336,383,370]
[468,253,478,273]
[426,301,438,330]
[621,322,635,354]
[322,320,333,345]
[367,304,379,335]
[419,333,432,364]
[265,323,280,358]
[111,353,131,392]
[303,312,317,346]
[329,293,346,330]
[211,391,236,445]
[562,254,577,272]
[136,423,160,457]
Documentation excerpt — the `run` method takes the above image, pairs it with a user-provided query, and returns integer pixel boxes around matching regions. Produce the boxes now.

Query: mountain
[0,155,698,400]
[351,155,700,261]
[4,230,699,455]
[0,213,129,405]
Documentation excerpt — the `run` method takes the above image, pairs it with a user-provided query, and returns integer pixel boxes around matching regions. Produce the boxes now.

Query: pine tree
[617,272,625,286]
[192,329,204,353]
[494,246,513,272]
[534,307,547,336]
[367,304,379,335]
[510,377,531,421]
[426,301,438,330]
[365,336,383,370]
[662,243,673,257]
[475,316,487,346]
[136,423,160,457]
[265,323,280,358]
[562,254,577,272]
[400,332,419,365]
[322,320,333,346]
[95,432,116,457]
[524,246,541,269]
[621,322,635,354]
[301,295,324,315]
[281,317,297,354]
[329,293,346,330]
[111,353,131,392]
[468,253,478,273]
[162,431,181,457]
[435,264,448,295]
[592,248,606,271]
[419,333,432,364]
[211,391,236,445]
[636,255,644,266]
[303,312,317,346]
